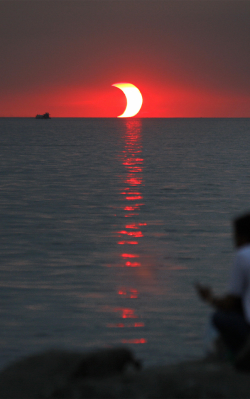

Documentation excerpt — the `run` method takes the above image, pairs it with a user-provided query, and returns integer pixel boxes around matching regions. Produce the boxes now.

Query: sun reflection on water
[107,119,147,344]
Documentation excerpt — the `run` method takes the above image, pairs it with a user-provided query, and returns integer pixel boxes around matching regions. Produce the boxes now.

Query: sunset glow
[1,2,250,118]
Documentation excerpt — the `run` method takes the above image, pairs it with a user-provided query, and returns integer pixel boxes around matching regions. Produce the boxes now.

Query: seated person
[196,213,250,369]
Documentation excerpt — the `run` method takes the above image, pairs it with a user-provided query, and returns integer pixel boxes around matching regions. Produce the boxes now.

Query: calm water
[1,117,250,369]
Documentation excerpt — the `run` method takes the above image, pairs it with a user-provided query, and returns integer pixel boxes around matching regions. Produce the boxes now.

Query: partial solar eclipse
[112,83,143,118]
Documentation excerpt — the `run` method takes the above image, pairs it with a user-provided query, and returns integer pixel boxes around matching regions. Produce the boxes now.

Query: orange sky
[1,1,250,117]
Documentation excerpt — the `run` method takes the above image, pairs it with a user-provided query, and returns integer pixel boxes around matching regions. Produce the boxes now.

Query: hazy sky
[1,0,250,117]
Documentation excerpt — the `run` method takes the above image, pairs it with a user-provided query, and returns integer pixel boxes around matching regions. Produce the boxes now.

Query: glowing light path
[112,83,143,118]
[107,119,147,345]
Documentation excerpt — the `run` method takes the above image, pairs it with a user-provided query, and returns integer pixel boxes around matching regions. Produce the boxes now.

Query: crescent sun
[112,83,143,118]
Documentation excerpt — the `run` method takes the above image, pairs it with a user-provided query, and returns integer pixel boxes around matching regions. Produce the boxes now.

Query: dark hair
[234,213,250,242]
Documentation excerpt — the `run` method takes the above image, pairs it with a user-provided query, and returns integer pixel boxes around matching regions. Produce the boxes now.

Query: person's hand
[195,282,213,303]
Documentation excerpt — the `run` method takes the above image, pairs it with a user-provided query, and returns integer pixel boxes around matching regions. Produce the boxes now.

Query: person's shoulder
[237,245,250,262]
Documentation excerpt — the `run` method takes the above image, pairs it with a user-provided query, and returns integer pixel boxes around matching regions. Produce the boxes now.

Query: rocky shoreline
[0,348,250,398]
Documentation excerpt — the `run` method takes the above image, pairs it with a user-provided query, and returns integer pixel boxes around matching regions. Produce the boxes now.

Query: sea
[0,117,250,370]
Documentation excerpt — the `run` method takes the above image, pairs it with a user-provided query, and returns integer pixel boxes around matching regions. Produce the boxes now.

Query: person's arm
[195,283,242,312]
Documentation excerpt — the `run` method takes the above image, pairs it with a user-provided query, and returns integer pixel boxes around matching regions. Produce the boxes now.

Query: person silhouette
[196,213,250,369]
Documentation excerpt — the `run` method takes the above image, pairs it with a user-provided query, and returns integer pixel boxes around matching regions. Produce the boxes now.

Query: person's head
[233,213,250,248]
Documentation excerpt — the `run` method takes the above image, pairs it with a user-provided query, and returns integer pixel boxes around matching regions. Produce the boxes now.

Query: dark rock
[72,347,141,380]
[0,349,250,398]
[0,347,140,398]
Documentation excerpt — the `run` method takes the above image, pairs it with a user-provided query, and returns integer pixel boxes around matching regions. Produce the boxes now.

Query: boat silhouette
[35,113,51,119]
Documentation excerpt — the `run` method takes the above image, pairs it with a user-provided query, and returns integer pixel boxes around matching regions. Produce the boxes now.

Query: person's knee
[212,310,225,330]
[212,310,247,332]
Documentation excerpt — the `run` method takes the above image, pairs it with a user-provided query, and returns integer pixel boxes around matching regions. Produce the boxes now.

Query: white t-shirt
[229,244,250,323]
